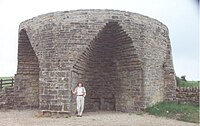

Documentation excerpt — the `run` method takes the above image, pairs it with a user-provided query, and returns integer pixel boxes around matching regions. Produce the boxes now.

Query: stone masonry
[176,87,199,104]
[3,10,177,113]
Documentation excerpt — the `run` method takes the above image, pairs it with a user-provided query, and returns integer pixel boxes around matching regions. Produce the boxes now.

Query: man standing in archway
[72,82,86,117]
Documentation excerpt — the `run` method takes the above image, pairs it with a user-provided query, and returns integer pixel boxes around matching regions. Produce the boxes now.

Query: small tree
[181,75,187,81]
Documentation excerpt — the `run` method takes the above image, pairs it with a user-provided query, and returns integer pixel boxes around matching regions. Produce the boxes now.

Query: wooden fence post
[11,78,14,86]
[0,79,2,89]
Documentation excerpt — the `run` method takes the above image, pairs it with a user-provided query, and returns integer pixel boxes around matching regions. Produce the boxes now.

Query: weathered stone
[176,87,199,104]
[1,9,177,113]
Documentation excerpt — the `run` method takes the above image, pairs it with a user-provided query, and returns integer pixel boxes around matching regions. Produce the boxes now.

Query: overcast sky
[0,0,199,80]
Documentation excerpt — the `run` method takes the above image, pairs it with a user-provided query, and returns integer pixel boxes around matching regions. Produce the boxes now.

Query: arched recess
[71,21,144,112]
[15,29,40,109]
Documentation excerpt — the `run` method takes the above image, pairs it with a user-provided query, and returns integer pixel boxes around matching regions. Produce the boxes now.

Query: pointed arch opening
[71,22,144,112]
[14,29,40,109]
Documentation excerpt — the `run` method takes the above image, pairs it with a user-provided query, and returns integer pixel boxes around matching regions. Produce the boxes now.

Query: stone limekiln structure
[13,9,176,113]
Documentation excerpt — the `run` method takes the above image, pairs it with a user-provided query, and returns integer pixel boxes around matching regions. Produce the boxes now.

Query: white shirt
[76,87,86,95]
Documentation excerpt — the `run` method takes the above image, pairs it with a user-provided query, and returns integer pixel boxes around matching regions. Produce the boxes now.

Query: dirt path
[0,110,198,126]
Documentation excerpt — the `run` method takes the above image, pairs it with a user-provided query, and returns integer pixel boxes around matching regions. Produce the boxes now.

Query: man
[71,82,86,117]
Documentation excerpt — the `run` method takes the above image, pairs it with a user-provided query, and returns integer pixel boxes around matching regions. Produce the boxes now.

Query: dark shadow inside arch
[14,29,40,109]
[72,22,144,112]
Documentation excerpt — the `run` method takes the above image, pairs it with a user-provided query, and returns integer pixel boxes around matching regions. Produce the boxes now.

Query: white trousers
[76,96,85,115]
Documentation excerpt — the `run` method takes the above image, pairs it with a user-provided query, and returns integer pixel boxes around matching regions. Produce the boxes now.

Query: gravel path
[0,110,198,126]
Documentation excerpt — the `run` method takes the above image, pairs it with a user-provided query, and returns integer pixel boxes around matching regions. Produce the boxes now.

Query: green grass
[186,81,199,87]
[0,77,13,80]
[146,101,199,123]
[179,81,199,88]
[176,76,199,88]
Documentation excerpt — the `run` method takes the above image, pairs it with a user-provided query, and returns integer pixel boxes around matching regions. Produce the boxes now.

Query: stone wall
[176,87,199,104]
[0,87,27,109]
[0,9,176,113]
[14,29,40,109]
[0,29,40,110]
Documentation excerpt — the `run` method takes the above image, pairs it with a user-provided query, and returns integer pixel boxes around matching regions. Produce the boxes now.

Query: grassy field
[146,101,199,123]
[0,77,13,80]
[176,76,199,88]
[186,81,199,87]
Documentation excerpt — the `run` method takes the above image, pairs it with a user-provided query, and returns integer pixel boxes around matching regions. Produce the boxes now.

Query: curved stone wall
[14,9,176,112]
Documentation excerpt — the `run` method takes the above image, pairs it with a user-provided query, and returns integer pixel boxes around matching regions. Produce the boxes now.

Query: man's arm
[83,87,86,97]
[72,87,77,95]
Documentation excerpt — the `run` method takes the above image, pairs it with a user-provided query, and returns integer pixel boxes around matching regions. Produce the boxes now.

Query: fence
[0,78,14,89]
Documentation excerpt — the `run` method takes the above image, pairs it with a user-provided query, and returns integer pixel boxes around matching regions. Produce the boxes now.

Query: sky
[0,0,199,80]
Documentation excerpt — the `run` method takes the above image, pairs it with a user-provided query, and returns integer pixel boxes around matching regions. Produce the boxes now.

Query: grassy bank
[146,101,199,123]
[176,76,199,88]
[178,81,199,87]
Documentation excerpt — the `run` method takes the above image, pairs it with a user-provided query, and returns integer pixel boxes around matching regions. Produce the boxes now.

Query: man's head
[77,82,83,87]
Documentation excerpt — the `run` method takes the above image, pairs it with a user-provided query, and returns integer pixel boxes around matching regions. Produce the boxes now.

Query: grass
[146,101,199,123]
[179,81,199,88]
[0,77,13,80]
[176,76,199,88]
[186,81,199,88]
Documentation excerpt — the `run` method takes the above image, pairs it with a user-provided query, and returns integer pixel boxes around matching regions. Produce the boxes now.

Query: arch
[71,22,144,112]
[14,29,40,108]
